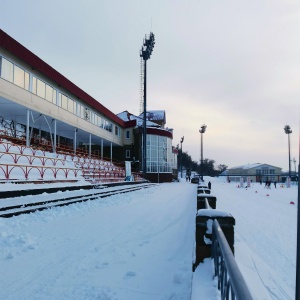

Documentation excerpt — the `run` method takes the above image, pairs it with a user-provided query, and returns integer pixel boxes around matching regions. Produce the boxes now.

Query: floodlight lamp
[200,124,207,133]
[284,125,292,134]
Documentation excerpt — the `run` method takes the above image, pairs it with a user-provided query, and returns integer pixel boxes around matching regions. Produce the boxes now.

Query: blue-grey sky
[1,0,299,171]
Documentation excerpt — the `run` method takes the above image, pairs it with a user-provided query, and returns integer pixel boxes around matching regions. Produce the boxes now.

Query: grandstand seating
[0,135,141,183]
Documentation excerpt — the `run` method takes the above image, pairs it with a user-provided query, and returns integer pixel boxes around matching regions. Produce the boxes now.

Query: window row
[0,55,121,136]
[256,168,276,175]
[146,135,173,173]
[0,57,30,90]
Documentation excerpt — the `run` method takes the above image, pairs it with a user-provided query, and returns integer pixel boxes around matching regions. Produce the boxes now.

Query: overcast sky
[1,0,299,171]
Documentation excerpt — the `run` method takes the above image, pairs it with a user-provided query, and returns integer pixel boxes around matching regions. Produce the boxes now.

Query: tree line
[178,150,227,177]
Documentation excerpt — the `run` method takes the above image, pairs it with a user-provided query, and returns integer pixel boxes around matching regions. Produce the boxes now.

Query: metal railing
[204,197,210,209]
[212,219,253,300]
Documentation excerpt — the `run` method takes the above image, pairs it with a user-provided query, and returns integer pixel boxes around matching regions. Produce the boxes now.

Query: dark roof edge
[146,127,173,139]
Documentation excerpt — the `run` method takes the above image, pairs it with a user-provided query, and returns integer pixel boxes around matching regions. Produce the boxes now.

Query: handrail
[204,197,210,209]
[212,219,253,300]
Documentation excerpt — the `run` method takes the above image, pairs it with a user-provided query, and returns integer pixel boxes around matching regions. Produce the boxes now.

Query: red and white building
[0,29,177,182]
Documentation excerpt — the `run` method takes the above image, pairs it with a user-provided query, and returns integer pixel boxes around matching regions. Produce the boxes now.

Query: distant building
[227,163,282,183]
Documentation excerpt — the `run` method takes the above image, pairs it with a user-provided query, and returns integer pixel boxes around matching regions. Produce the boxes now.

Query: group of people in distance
[263,180,277,189]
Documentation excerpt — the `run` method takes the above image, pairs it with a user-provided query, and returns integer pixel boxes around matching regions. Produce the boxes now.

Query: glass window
[90,111,95,124]
[126,150,130,158]
[24,72,29,90]
[45,84,53,102]
[77,103,83,118]
[52,89,57,104]
[1,58,13,82]
[85,108,90,121]
[146,134,173,173]
[61,94,68,110]
[115,126,120,136]
[126,130,130,139]
[32,77,37,94]
[262,168,268,175]
[95,114,101,127]
[68,98,75,113]
[36,78,46,99]
[14,65,25,88]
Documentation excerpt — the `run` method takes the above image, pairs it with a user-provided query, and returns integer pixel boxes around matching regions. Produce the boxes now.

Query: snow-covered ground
[0,178,298,299]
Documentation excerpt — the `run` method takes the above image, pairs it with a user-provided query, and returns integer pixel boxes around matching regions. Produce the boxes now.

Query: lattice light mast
[140,32,155,177]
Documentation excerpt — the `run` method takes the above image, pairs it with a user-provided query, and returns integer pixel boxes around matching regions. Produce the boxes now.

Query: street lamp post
[199,124,207,181]
[140,32,155,178]
[284,125,292,179]
[180,136,184,178]
[296,153,300,300]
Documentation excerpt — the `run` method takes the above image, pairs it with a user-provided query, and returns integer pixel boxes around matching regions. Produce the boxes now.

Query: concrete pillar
[89,134,92,157]
[26,109,30,147]
[74,128,77,155]
[197,188,211,195]
[110,142,112,163]
[53,119,57,153]
[193,210,235,270]
[197,194,217,210]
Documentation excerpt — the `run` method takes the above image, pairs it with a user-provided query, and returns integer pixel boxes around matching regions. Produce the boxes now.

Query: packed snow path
[0,182,197,300]
[0,179,298,299]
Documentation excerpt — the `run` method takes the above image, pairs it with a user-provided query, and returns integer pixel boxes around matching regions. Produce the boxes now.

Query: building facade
[0,29,177,182]
[227,163,282,183]
[118,111,176,182]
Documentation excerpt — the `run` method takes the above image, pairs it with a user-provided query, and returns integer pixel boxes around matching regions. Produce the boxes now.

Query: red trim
[0,29,125,127]
[146,127,173,139]
[124,120,137,128]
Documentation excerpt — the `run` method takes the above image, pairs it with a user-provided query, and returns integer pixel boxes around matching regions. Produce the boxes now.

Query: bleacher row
[0,136,142,183]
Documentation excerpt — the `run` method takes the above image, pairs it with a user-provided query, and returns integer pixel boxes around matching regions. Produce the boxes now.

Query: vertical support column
[110,142,112,163]
[101,139,103,159]
[29,73,33,93]
[74,128,77,155]
[26,109,30,147]
[53,119,57,153]
[157,135,159,183]
[12,118,17,138]
[89,134,92,157]
[56,88,60,106]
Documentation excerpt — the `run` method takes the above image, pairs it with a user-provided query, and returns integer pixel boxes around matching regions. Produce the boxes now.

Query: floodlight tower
[140,32,155,178]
